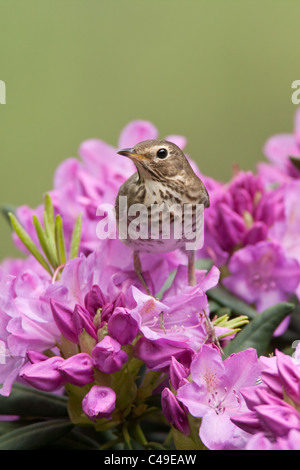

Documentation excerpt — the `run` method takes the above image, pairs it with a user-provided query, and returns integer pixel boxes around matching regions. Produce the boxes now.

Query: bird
[115,139,210,295]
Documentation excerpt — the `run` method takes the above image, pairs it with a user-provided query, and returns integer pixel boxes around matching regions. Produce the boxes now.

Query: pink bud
[73,304,97,340]
[161,388,190,435]
[92,336,128,374]
[50,299,78,343]
[27,351,49,364]
[276,349,300,405]
[84,285,106,316]
[82,385,116,421]
[59,353,94,386]
[101,303,114,323]
[170,357,189,390]
[107,307,138,345]
[20,356,65,392]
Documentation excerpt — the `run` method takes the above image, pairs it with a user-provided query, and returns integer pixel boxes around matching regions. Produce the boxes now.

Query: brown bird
[115,139,209,295]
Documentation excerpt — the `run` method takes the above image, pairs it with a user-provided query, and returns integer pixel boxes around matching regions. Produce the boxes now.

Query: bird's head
[117,139,191,180]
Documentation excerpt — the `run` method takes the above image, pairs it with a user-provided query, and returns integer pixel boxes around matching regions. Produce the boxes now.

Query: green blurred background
[0,0,299,261]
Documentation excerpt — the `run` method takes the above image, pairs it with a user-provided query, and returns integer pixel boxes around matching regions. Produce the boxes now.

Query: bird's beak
[117,148,149,161]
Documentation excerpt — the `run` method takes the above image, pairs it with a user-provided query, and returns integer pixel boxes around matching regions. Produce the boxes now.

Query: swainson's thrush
[115,139,209,295]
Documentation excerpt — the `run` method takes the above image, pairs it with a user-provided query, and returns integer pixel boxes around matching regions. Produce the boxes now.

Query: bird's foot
[203,309,224,356]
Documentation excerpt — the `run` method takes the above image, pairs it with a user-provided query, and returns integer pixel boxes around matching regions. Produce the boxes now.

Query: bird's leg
[187,250,224,355]
[133,251,152,296]
[187,249,196,286]
[203,308,224,356]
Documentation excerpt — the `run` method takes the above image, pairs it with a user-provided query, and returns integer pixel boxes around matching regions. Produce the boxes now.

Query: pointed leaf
[70,213,82,259]
[42,427,100,450]
[0,383,68,417]
[44,193,55,236]
[208,285,257,320]
[33,215,58,269]
[0,421,27,436]
[223,302,295,357]
[8,213,52,275]
[0,418,73,450]
[55,215,66,265]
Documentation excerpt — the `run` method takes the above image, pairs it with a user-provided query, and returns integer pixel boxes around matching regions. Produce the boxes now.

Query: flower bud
[59,353,94,386]
[26,351,49,364]
[73,304,97,340]
[92,336,128,374]
[50,299,78,343]
[107,307,139,345]
[20,356,64,392]
[161,388,190,435]
[169,357,189,390]
[276,349,300,405]
[82,385,116,421]
[84,285,106,316]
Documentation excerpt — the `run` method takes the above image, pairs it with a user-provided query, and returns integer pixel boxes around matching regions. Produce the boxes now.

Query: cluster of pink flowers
[202,109,300,315]
[0,112,300,450]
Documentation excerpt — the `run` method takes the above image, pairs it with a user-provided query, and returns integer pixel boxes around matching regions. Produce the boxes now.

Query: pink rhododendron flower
[131,265,240,369]
[258,107,300,184]
[177,345,261,450]
[223,240,300,320]
[201,171,282,266]
[0,270,60,396]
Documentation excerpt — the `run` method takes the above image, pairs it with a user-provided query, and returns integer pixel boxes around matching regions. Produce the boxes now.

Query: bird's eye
[156,148,168,159]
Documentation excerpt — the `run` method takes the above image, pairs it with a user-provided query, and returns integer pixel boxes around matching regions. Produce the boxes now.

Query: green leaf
[0,421,28,436]
[208,285,257,320]
[8,212,53,276]
[70,213,82,259]
[33,215,59,269]
[223,302,295,357]
[43,427,100,450]
[124,438,145,450]
[44,193,55,237]
[208,300,221,313]
[173,426,205,451]
[0,383,68,418]
[55,214,66,265]
[0,418,73,450]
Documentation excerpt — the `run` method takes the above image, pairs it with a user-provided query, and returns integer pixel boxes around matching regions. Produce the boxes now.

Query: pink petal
[200,408,249,450]
[165,135,187,150]
[190,344,225,389]
[263,134,299,167]
[118,120,158,149]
